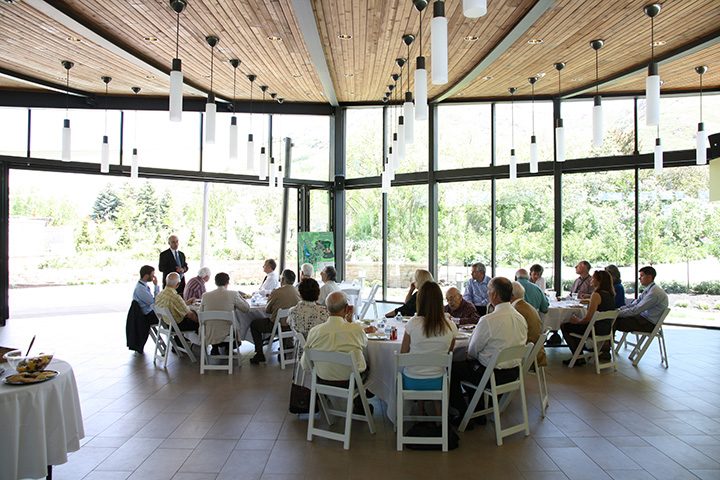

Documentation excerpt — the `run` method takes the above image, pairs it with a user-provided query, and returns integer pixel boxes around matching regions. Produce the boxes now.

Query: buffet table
[0,359,84,480]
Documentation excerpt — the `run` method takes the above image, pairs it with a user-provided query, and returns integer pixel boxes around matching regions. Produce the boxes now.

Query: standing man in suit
[159,234,188,294]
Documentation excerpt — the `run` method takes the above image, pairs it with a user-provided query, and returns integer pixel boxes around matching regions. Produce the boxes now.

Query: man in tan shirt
[511,281,547,367]
[249,269,301,364]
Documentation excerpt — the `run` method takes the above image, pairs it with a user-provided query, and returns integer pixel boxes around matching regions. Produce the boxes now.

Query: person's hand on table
[569,316,581,324]
[385,309,396,318]
[185,297,196,306]
[364,325,377,334]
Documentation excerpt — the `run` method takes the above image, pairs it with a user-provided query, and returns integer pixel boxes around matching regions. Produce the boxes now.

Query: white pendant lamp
[509,87,517,181]
[590,40,604,148]
[644,4,661,127]
[229,59,240,160]
[246,75,256,172]
[431,1,448,85]
[554,63,566,162]
[259,85,268,181]
[463,0,487,18]
[204,36,218,145]
[654,133,663,175]
[695,66,709,165]
[259,147,267,181]
[100,76,111,173]
[130,87,140,180]
[278,164,284,190]
[398,116,406,160]
[168,0,186,122]
[61,61,73,162]
[413,1,428,121]
[402,36,415,143]
[529,77,539,173]
[269,157,276,188]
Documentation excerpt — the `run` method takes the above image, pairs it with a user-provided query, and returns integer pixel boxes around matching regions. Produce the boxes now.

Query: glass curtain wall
[345,188,383,295]
[563,98,636,159]
[437,104,491,169]
[0,107,28,156]
[346,107,383,178]
[387,185,428,301]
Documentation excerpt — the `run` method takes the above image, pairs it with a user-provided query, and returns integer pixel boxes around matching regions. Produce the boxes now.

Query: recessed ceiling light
[291,74,302,78]
[201,74,211,78]
[537,73,546,78]
[66,37,82,42]
[267,36,282,41]
[2,0,16,4]
[306,92,312,95]
[145,75,155,79]
[481,76,493,80]
[571,78,583,82]
[349,92,356,95]
[344,73,355,77]
[652,40,666,46]
[338,34,353,40]
[144,36,158,42]
[527,38,543,45]
[320,92,326,96]
[464,35,479,41]
[457,92,466,96]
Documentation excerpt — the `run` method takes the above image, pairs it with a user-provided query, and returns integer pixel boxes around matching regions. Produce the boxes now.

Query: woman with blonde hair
[385,269,433,318]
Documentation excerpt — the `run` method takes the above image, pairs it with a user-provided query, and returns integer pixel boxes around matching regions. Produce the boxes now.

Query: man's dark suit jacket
[159,248,188,293]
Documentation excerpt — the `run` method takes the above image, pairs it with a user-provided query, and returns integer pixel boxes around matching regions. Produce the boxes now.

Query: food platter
[3,370,59,385]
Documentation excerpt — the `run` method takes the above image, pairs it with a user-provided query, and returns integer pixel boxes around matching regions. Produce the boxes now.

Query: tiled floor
[2,310,720,480]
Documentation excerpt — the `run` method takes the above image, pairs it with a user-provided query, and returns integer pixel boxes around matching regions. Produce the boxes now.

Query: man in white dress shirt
[256,259,279,295]
[449,276,527,426]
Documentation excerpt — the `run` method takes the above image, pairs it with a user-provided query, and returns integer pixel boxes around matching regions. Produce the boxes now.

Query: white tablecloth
[540,301,587,331]
[364,317,469,424]
[0,359,84,480]
[235,305,270,343]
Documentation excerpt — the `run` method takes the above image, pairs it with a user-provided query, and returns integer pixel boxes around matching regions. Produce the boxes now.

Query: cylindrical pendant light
[695,66,708,165]
[590,41,604,148]
[259,147,267,181]
[413,1,428,121]
[463,0,487,17]
[168,1,186,122]
[509,87,517,180]
[246,75,256,172]
[398,116,406,160]
[131,87,140,179]
[431,1,448,85]
[204,36,218,144]
[61,61,73,162]
[229,60,240,160]
[654,135,663,175]
[528,77,539,173]
[644,4,661,127]
[278,164,284,189]
[100,76,111,173]
[259,85,268,180]
[402,36,415,143]
[554,63,566,162]
[269,157,275,188]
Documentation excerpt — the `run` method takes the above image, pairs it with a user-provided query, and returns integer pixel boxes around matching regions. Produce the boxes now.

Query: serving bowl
[3,350,54,373]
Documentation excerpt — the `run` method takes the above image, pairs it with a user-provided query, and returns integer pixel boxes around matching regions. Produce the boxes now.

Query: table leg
[47,465,53,480]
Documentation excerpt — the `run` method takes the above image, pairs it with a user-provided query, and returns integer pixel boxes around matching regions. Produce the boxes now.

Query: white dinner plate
[367,333,390,341]
[454,332,472,340]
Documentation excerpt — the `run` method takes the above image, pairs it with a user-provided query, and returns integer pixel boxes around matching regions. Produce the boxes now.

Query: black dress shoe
[353,403,374,416]
[450,414,474,430]
[250,353,266,364]
[563,358,586,366]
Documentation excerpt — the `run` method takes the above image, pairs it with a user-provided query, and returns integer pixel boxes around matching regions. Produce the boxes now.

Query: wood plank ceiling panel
[458,0,720,100]
[312,0,536,103]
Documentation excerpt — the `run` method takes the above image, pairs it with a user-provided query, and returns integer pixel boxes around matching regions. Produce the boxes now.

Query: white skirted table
[0,359,84,480]
[540,300,587,331]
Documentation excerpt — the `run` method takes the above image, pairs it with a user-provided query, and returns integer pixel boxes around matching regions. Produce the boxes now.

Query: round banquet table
[235,304,270,343]
[364,317,470,424]
[0,359,84,480]
[540,300,587,331]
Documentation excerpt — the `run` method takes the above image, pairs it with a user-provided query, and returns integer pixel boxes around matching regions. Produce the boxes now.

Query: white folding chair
[567,310,620,374]
[341,284,362,312]
[198,310,237,374]
[459,344,533,446]
[152,304,197,367]
[358,284,380,320]
[264,308,296,369]
[305,349,375,450]
[395,352,452,452]
[293,332,307,386]
[499,328,551,418]
[615,308,670,368]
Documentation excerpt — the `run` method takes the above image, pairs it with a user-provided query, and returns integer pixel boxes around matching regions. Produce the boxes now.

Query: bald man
[159,234,188,294]
[444,287,480,325]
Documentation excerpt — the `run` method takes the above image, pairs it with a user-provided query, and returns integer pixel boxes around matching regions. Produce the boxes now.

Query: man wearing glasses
[445,287,480,325]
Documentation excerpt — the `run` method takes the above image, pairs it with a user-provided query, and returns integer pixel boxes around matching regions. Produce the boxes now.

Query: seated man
[318,265,341,305]
[183,266,211,303]
[515,269,549,314]
[199,272,250,353]
[511,281,547,368]
[289,278,328,340]
[299,263,315,282]
[250,269,301,364]
[155,272,198,331]
[571,261,594,298]
[463,262,491,315]
[301,291,374,414]
[445,287,480,325]
[127,265,160,353]
[449,277,527,426]
[615,266,668,334]
[256,258,280,295]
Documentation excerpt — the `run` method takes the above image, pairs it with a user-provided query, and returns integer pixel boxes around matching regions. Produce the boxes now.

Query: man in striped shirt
[183,267,211,304]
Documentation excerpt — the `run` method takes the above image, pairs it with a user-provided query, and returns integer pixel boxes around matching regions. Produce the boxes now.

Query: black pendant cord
[104,82,109,134]
[65,71,70,116]
[175,12,180,59]
[209,48,214,94]
[531,83,535,135]
[232,67,237,113]
[595,49,599,95]
[419,9,423,56]
[699,74,703,122]
[249,80,254,129]
[511,91,515,149]
[651,17,654,64]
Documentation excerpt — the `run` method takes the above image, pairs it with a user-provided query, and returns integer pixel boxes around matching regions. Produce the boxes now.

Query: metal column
[331,107,346,280]
[553,97,563,292]
[428,104,438,280]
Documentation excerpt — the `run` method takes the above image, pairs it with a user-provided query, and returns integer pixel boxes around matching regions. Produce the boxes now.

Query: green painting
[298,232,335,272]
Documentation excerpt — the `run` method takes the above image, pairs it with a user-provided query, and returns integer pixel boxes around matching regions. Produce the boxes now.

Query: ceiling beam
[23,0,224,102]
[290,0,339,107]
[0,67,90,98]
[431,0,556,103]
[561,28,720,99]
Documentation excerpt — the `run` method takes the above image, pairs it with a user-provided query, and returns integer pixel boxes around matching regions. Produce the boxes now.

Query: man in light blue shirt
[463,262,491,315]
[615,266,668,333]
[515,269,549,314]
[133,265,160,318]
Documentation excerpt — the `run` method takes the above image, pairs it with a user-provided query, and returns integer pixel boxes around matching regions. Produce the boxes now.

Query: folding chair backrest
[277,308,291,324]
[495,343,533,366]
[153,304,173,326]
[358,284,380,320]
[395,352,452,370]
[593,310,619,323]
[198,310,234,324]
[295,331,306,349]
[305,348,356,368]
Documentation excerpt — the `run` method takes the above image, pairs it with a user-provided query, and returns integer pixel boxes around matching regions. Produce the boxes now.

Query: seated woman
[385,269,434,318]
[400,281,457,418]
[605,264,626,309]
[560,270,615,366]
[288,278,327,340]
[529,264,546,292]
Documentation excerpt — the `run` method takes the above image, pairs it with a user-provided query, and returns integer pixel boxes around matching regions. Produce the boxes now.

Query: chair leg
[491,390,503,446]
[631,335,653,367]
[519,378,530,437]
[396,387,403,451]
[536,366,549,418]
[343,387,355,450]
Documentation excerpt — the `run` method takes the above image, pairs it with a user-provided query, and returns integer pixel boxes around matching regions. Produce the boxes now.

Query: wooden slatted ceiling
[457,0,720,99]
[312,0,537,103]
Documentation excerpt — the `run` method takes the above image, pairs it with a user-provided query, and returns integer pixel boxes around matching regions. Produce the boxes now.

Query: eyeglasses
[446,293,461,300]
